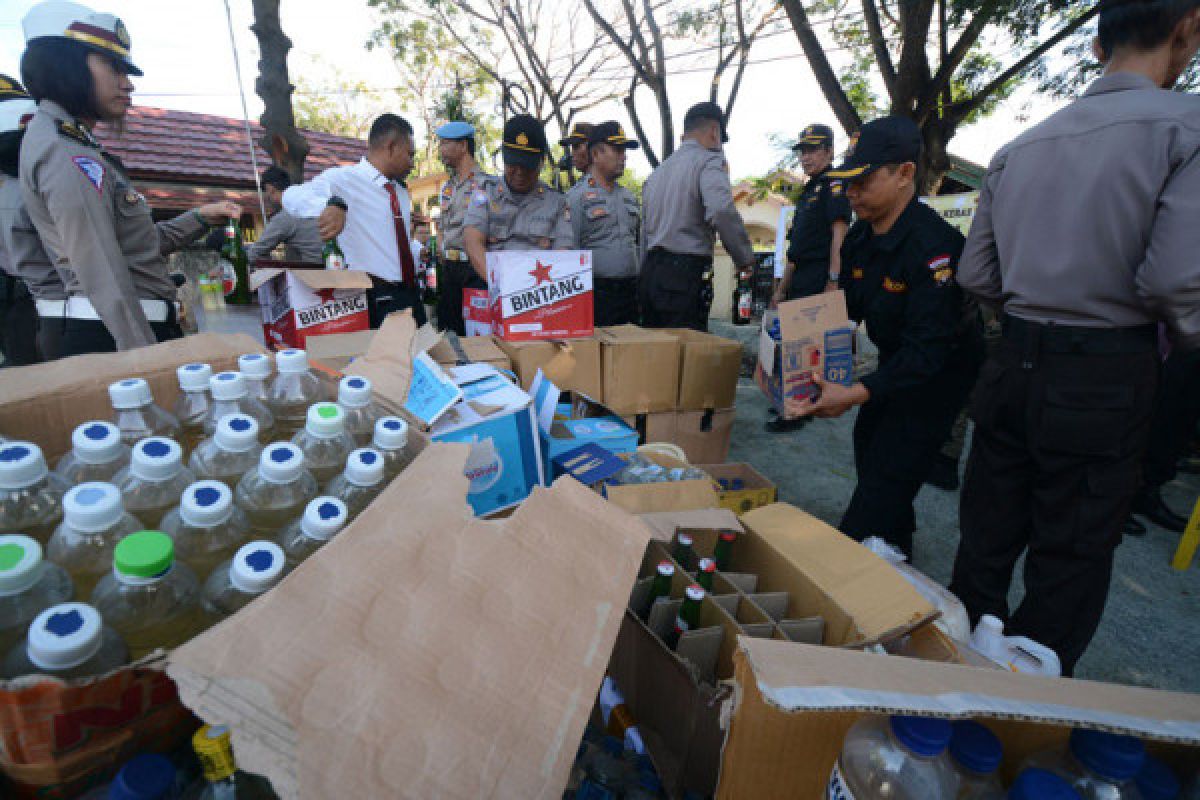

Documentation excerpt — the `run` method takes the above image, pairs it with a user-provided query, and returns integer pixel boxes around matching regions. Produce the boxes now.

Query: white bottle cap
[63,481,124,533]
[343,448,384,487]
[70,421,124,465]
[0,441,49,490]
[209,371,248,401]
[238,352,272,379]
[130,437,184,481]
[0,534,46,596]
[259,443,305,483]
[305,403,346,438]
[180,480,234,528]
[229,541,285,594]
[26,602,104,671]
[373,417,408,451]
[300,496,348,541]
[176,363,213,392]
[977,614,1004,636]
[108,378,152,410]
[338,376,372,408]
[214,414,259,453]
[275,349,309,374]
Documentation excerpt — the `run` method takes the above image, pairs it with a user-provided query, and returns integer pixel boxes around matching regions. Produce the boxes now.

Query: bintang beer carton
[252,267,373,350]
[487,250,594,342]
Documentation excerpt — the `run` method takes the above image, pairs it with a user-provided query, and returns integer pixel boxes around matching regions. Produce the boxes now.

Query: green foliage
[291,59,394,139]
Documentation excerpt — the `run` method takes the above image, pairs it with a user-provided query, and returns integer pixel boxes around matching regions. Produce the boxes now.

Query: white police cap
[22,1,142,77]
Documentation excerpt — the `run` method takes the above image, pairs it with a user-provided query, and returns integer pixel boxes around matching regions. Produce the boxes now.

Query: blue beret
[436,121,475,140]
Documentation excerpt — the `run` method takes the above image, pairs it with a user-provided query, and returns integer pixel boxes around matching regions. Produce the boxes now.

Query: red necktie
[385,183,417,287]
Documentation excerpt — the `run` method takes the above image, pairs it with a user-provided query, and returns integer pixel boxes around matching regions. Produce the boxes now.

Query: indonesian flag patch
[72,156,105,193]
[927,254,953,286]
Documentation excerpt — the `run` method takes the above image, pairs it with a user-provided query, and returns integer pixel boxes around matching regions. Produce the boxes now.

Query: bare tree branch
[862,0,898,98]
[779,0,862,133]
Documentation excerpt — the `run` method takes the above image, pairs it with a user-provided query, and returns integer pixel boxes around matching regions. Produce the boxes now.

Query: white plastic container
[337,375,381,447]
[201,540,286,619]
[0,441,68,544]
[173,362,214,454]
[0,534,73,656]
[291,402,356,485]
[108,378,180,446]
[47,481,142,599]
[204,371,275,442]
[266,349,323,437]
[828,714,958,800]
[238,352,273,403]
[188,413,263,491]
[0,602,128,680]
[969,615,1062,676]
[54,421,131,485]
[235,442,319,536]
[277,496,348,569]
[372,416,414,479]
[160,480,252,582]
[113,438,196,529]
[324,448,386,517]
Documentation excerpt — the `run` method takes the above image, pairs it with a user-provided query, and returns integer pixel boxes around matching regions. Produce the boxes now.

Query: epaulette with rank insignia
[56,119,98,149]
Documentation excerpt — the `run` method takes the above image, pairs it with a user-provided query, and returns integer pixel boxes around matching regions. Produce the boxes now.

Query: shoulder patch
[882,276,908,294]
[831,181,844,196]
[927,254,953,286]
[56,120,96,148]
[71,156,105,193]
[471,189,488,206]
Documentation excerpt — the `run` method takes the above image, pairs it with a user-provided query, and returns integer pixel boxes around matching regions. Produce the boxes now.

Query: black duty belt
[1002,314,1157,362]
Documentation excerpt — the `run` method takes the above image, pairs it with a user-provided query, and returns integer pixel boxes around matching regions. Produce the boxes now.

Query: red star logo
[529,260,553,285]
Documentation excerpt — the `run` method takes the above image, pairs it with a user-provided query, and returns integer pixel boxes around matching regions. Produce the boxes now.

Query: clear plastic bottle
[188,414,263,491]
[47,481,143,600]
[90,531,202,661]
[324,448,385,517]
[1136,758,1181,800]
[54,420,131,485]
[829,715,959,800]
[337,375,381,447]
[184,724,276,800]
[277,496,348,569]
[0,534,73,656]
[266,349,324,438]
[1010,769,1085,800]
[235,443,319,536]
[372,416,414,480]
[173,363,214,456]
[0,601,128,680]
[291,402,356,485]
[238,352,273,404]
[161,481,252,583]
[1024,729,1146,800]
[949,721,1006,799]
[114,438,196,529]
[200,540,286,620]
[108,378,181,447]
[0,440,68,544]
[204,371,275,443]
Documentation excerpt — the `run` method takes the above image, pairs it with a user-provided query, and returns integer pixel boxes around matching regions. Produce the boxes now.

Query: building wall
[710,196,787,321]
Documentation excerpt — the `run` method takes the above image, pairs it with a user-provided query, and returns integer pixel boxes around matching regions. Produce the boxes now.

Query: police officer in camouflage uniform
[640,102,755,332]
[566,121,641,326]
[19,2,238,356]
[436,120,495,335]
[463,114,573,282]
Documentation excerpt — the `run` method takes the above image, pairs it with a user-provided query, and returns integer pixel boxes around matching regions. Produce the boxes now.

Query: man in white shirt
[282,114,425,327]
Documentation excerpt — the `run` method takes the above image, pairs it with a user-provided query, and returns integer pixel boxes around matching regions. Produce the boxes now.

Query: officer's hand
[318,206,347,241]
[825,280,839,293]
[769,287,785,310]
[793,376,870,419]
[196,202,242,224]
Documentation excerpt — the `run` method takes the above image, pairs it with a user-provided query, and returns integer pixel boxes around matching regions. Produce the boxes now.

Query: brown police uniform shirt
[0,173,65,300]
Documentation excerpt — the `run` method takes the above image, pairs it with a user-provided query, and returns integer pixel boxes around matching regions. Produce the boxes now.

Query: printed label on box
[295,292,368,329]
[488,250,594,341]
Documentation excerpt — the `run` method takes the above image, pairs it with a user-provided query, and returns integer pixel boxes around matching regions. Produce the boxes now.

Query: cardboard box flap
[738,637,1200,743]
[740,504,935,642]
[776,291,849,343]
[638,508,744,544]
[530,370,562,435]
[167,443,654,799]
[294,268,375,291]
[249,267,283,291]
[346,312,444,417]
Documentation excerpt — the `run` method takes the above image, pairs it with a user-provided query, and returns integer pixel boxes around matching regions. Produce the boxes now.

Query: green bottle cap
[114,531,175,578]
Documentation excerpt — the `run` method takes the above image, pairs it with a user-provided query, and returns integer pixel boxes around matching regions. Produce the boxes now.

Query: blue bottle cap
[1069,728,1145,781]
[889,715,951,757]
[949,720,1003,775]
[1136,757,1181,800]
[1009,768,1082,800]
[108,753,176,800]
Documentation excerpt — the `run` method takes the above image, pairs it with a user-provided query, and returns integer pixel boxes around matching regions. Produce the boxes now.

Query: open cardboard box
[251,267,374,351]
[428,335,513,373]
[700,463,778,515]
[603,451,720,515]
[626,409,736,465]
[493,336,603,399]
[596,326,681,415]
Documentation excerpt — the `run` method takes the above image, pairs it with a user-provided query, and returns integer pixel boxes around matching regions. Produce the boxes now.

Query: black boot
[1131,486,1189,533]
[925,453,960,491]
[765,415,810,433]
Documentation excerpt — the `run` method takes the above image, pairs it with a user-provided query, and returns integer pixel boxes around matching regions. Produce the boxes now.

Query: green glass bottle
[696,557,716,593]
[671,531,697,572]
[665,584,705,650]
[323,237,347,270]
[220,219,251,305]
[643,560,675,621]
[713,530,737,572]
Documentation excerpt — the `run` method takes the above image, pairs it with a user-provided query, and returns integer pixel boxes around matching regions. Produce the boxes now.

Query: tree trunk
[250,0,308,184]
[779,0,862,135]
[919,118,953,195]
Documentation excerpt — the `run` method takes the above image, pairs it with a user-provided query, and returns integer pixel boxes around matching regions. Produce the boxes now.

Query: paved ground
[712,319,1200,694]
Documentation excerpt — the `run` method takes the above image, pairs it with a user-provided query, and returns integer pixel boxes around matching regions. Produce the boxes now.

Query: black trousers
[437,260,486,336]
[55,305,184,358]
[1143,347,1200,489]
[950,319,1159,676]
[594,276,639,327]
[0,278,40,367]
[839,356,980,558]
[786,260,829,301]
[638,249,712,332]
[367,280,426,329]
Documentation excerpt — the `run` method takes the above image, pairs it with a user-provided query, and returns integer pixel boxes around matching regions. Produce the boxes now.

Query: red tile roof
[93,106,364,188]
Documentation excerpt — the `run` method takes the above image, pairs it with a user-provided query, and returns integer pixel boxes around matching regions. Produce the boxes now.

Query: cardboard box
[305,329,376,373]
[431,363,544,516]
[608,504,938,796]
[603,451,721,515]
[596,326,681,415]
[756,292,855,418]
[718,638,1200,799]
[251,267,373,350]
[657,328,742,411]
[428,335,513,373]
[462,287,493,337]
[167,444,654,800]
[494,336,603,399]
[700,463,778,514]
[488,250,594,341]
[624,409,736,465]
[531,372,637,481]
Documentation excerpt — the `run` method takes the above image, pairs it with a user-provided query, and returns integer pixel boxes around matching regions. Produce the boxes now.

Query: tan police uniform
[437,162,494,335]
[464,179,573,254]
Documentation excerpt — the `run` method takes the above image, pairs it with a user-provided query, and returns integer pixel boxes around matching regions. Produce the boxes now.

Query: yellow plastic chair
[1171,495,1200,570]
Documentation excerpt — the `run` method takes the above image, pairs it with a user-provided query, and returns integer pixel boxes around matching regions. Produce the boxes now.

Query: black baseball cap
[587,120,640,150]
[559,122,594,147]
[683,101,728,143]
[502,113,549,170]
[828,116,922,180]
[792,123,834,151]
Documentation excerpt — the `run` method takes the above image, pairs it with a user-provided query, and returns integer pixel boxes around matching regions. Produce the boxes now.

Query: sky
[0,0,1076,179]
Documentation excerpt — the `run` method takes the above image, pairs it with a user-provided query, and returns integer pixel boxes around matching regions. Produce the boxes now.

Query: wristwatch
[828,272,840,283]
[326,195,348,212]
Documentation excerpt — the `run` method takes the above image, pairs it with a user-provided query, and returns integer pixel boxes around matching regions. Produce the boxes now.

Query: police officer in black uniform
[792,116,983,558]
